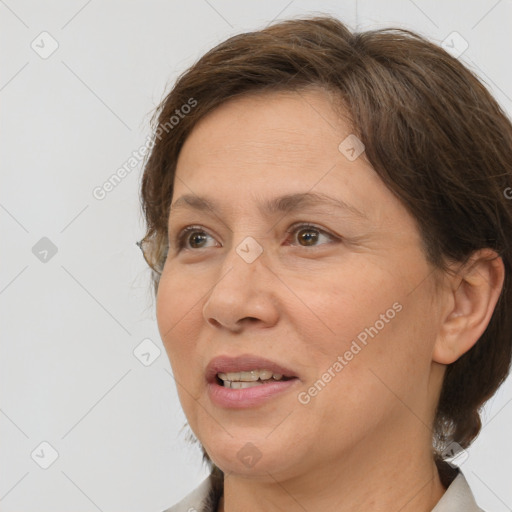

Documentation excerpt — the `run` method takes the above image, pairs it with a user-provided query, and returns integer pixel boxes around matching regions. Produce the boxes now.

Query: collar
[432,471,484,511]
[164,469,222,512]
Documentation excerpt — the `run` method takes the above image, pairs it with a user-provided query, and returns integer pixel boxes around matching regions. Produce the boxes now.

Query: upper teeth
[217,370,283,382]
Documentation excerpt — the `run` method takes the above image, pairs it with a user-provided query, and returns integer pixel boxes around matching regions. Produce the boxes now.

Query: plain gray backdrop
[1,1,511,511]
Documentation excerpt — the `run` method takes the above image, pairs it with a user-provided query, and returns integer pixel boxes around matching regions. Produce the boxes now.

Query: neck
[218,429,446,512]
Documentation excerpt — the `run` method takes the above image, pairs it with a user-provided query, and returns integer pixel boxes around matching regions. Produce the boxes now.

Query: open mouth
[215,370,296,389]
[206,356,300,408]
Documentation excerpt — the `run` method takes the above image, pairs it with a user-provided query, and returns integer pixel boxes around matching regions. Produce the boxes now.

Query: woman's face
[156,88,446,479]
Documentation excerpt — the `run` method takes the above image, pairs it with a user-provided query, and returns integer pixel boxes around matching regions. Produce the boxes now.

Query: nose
[202,241,279,332]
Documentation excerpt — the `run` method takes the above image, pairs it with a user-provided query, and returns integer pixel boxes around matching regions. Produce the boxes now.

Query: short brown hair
[139,15,512,463]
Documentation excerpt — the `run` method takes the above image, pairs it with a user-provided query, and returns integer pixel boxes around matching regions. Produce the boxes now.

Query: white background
[1,1,511,511]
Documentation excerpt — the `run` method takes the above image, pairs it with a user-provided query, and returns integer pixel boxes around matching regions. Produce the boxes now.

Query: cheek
[156,271,208,425]
[155,270,203,369]
[288,260,401,348]
[313,284,438,425]
[156,262,209,331]
[297,301,431,447]
[295,259,434,401]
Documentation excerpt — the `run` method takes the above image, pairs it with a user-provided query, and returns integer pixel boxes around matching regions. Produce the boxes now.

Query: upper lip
[205,354,299,383]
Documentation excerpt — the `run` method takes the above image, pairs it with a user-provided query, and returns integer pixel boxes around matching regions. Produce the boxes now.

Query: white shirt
[164,469,485,512]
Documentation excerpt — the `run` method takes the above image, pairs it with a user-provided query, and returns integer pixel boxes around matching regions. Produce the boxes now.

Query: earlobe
[433,249,505,365]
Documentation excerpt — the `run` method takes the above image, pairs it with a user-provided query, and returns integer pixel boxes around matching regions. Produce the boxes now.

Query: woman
[138,15,512,512]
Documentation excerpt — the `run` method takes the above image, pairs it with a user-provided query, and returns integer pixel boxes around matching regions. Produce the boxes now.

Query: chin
[205,435,305,480]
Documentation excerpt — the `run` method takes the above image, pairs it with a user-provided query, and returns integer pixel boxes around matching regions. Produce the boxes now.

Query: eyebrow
[169,192,368,220]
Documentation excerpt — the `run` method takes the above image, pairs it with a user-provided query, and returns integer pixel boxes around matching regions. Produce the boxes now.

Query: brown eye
[297,227,319,246]
[188,231,208,248]
[176,226,217,250]
[287,223,336,248]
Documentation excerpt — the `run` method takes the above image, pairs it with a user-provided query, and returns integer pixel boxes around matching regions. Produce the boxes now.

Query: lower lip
[207,378,299,409]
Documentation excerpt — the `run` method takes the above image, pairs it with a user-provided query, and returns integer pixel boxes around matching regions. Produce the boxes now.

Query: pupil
[190,232,206,248]
[299,229,318,246]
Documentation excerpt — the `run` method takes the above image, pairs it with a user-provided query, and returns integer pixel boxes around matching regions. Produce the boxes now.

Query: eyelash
[174,223,337,251]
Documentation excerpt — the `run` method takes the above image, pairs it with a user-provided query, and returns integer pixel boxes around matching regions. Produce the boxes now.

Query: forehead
[176,88,350,169]
[176,89,362,179]
[171,88,405,229]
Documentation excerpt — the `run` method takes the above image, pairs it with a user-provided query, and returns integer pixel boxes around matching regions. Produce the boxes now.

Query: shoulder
[161,471,223,512]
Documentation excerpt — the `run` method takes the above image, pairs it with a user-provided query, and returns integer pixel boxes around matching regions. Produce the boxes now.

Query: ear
[433,249,505,365]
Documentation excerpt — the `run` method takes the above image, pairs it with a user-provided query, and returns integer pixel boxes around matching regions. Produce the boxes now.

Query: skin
[156,87,504,512]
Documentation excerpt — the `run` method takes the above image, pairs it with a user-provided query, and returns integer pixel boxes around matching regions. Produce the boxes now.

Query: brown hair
[139,15,512,469]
